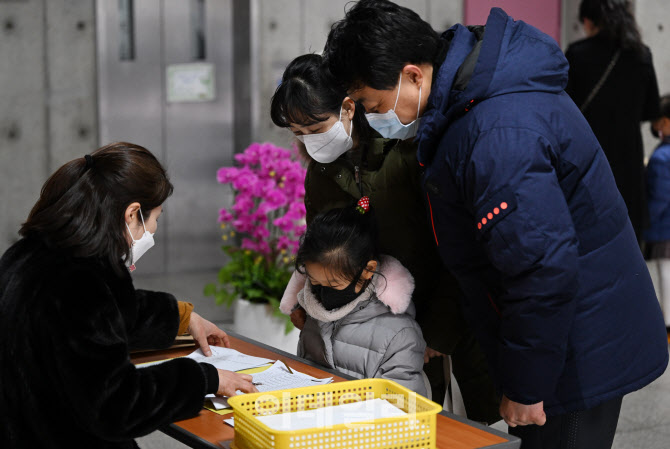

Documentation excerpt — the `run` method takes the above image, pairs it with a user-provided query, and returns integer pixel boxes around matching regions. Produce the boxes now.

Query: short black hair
[579,0,644,53]
[20,142,173,275]
[660,94,670,119]
[296,204,380,287]
[270,53,370,143]
[323,0,441,91]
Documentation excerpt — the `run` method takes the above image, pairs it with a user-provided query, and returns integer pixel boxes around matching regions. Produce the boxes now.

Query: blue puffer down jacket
[645,138,670,242]
[416,8,668,416]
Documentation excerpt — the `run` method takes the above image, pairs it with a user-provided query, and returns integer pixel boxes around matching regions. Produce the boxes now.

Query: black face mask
[310,270,366,311]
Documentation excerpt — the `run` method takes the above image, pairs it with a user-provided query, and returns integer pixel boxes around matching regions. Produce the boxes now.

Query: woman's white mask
[295,109,353,163]
[125,209,155,270]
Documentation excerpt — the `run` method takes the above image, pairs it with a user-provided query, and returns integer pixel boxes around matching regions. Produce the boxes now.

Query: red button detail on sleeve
[494,207,500,214]
[501,202,508,210]
[487,212,493,219]
[482,218,487,225]
[477,223,482,230]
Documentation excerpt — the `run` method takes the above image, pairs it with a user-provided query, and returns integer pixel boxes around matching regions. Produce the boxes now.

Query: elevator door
[96,0,234,274]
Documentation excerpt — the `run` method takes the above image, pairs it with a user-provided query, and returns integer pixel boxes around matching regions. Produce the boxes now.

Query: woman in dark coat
[0,142,256,449]
[565,0,660,241]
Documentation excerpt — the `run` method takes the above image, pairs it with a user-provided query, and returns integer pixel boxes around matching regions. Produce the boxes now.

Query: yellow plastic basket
[227,378,442,449]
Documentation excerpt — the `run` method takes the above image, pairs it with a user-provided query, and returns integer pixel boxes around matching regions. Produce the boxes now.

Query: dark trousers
[509,396,623,449]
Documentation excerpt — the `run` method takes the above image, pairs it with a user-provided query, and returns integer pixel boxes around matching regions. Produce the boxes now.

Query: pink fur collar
[279,255,414,315]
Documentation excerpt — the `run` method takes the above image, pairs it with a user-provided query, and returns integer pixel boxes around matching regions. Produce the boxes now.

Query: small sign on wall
[166,63,216,103]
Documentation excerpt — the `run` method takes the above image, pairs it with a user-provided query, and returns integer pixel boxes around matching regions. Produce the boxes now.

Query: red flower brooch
[356,196,370,214]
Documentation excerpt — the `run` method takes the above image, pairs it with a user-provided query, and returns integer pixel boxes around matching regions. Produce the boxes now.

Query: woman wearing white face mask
[0,142,257,449]
[270,54,502,424]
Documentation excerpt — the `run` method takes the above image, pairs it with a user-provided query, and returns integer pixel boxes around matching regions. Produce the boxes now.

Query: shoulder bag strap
[580,49,621,113]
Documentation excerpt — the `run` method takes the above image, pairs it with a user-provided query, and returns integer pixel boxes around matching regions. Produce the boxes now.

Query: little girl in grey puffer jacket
[280,203,427,397]
[281,256,427,396]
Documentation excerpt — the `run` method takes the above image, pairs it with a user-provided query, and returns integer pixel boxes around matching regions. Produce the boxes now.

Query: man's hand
[424,347,445,364]
[500,395,546,427]
[290,307,307,330]
[188,312,230,356]
[216,370,258,397]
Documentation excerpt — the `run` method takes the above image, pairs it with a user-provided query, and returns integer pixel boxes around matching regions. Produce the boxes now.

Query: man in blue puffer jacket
[323,1,668,447]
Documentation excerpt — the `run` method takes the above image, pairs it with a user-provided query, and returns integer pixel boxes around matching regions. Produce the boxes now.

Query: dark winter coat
[645,137,670,242]
[300,136,501,422]
[416,8,668,416]
[0,238,219,449]
[566,34,660,240]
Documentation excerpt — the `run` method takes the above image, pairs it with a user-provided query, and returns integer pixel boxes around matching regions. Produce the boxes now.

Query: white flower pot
[233,298,300,355]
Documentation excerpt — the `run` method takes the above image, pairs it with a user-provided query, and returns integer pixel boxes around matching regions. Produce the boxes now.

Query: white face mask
[295,109,353,163]
[365,74,422,140]
[125,209,155,269]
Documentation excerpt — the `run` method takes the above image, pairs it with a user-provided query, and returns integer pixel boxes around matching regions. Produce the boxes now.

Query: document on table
[206,361,333,410]
[223,417,235,427]
[185,346,273,372]
[249,360,333,393]
[256,398,406,431]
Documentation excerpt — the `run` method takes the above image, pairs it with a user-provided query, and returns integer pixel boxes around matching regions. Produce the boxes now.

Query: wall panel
[0,0,48,252]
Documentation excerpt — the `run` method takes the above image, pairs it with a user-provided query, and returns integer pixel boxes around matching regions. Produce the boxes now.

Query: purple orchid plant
[204,142,306,332]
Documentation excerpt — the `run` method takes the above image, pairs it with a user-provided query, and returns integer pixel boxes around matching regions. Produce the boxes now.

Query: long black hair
[579,0,644,53]
[270,53,371,144]
[296,204,380,287]
[20,142,173,274]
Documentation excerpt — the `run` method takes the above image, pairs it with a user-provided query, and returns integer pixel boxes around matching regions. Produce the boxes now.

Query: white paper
[247,361,332,394]
[256,398,406,431]
[204,360,332,409]
[205,395,230,410]
[186,346,273,372]
[223,417,235,427]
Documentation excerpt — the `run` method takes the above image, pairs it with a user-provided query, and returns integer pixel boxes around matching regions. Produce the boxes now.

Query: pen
[252,382,263,386]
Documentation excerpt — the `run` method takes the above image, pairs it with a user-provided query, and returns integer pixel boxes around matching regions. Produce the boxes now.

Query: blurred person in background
[565,0,660,243]
[645,94,670,330]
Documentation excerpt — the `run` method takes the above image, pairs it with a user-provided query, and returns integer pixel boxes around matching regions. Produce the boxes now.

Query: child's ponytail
[296,197,380,284]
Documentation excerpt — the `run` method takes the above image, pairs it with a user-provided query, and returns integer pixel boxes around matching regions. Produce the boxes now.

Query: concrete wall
[0,0,96,254]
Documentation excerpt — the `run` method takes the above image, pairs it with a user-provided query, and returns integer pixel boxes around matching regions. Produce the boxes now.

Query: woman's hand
[188,312,230,356]
[424,347,445,364]
[500,395,546,427]
[216,370,258,397]
[290,307,307,330]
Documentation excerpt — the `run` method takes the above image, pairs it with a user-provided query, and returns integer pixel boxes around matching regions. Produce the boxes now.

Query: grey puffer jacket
[281,256,427,396]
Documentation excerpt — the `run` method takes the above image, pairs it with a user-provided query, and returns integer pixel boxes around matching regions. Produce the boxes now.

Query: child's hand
[290,306,307,330]
[424,347,445,364]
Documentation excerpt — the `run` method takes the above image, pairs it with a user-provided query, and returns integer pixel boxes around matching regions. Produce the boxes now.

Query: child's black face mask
[310,270,366,311]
